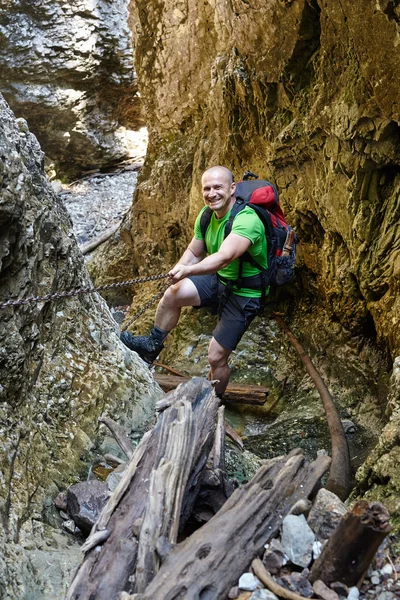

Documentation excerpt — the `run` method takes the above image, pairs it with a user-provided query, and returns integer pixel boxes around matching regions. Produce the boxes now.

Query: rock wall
[0,95,160,597]
[0,0,144,174]
[93,0,400,357]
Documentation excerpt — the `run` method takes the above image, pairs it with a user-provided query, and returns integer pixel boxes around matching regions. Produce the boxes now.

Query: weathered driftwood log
[191,406,235,524]
[275,315,352,501]
[309,500,391,587]
[154,373,269,405]
[66,378,221,600]
[127,450,331,600]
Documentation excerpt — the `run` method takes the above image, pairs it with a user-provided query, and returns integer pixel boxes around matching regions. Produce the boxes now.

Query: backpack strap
[200,207,213,239]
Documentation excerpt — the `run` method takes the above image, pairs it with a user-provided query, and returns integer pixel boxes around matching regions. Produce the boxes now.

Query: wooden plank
[154,374,269,405]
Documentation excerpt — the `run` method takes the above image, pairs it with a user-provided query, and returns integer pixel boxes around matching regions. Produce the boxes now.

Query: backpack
[199,170,297,308]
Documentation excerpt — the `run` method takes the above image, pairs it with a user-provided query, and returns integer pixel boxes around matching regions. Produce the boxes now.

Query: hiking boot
[120,326,167,364]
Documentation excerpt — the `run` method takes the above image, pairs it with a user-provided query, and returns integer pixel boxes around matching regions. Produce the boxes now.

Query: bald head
[202,166,234,185]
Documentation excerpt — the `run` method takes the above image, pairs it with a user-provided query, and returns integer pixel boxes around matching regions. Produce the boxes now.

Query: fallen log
[154,373,269,405]
[66,378,221,600]
[309,500,391,587]
[126,450,331,600]
[80,223,120,255]
[274,315,352,501]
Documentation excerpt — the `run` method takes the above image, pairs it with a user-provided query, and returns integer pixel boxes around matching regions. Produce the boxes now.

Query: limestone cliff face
[0,0,144,174]
[0,94,160,594]
[102,0,400,358]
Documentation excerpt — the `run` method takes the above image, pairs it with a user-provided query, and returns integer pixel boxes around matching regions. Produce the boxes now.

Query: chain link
[0,273,170,310]
[122,285,170,328]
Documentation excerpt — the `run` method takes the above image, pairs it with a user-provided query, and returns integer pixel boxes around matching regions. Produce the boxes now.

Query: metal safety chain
[122,284,170,328]
[0,273,170,311]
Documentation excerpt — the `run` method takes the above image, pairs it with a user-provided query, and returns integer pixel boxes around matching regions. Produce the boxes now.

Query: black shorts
[188,274,261,351]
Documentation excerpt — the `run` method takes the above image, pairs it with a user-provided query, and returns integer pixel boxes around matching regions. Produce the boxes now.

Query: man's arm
[175,237,207,266]
[168,233,251,283]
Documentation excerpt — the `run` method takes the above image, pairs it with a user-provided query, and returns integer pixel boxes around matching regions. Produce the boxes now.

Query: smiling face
[201,167,236,219]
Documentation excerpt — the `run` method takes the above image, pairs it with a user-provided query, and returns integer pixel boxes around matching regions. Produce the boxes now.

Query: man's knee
[161,279,200,308]
[208,339,230,369]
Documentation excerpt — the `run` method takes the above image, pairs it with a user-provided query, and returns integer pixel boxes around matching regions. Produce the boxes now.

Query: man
[121,166,267,396]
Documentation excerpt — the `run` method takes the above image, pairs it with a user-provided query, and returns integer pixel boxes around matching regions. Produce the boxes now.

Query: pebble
[250,590,279,600]
[380,564,393,576]
[238,573,261,591]
[63,519,76,534]
[313,579,339,600]
[347,586,360,600]
[371,576,381,585]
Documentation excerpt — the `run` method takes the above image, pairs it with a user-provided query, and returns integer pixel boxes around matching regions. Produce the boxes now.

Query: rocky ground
[55,127,147,249]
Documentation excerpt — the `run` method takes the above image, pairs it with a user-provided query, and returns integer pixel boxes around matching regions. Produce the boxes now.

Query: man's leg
[209,292,261,394]
[208,337,232,396]
[120,278,201,363]
[155,278,201,331]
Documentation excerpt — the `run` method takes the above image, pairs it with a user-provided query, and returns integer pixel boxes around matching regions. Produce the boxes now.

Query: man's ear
[231,182,236,195]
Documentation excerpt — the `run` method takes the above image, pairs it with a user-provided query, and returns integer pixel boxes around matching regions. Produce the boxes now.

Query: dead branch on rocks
[67,378,222,600]
[309,500,392,587]
[252,559,309,600]
[80,223,120,255]
[274,315,352,501]
[98,414,134,459]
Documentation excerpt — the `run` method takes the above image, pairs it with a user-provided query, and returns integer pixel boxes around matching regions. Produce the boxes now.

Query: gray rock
[281,514,315,568]
[377,593,394,600]
[67,480,109,534]
[63,519,76,534]
[278,572,314,598]
[106,463,128,492]
[307,489,348,541]
[347,587,360,600]
[371,575,381,585]
[238,573,261,591]
[250,590,279,600]
[313,579,340,600]
[263,538,287,574]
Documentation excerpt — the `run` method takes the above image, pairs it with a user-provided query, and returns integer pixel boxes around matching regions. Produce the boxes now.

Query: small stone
[371,575,380,585]
[238,573,261,591]
[250,590,279,600]
[330,581,349,597]
[54,490,68,511]
[347,587,360,600]
[278,573,314,598]
[380,564,393,576]
[63,519,76,534]
[313,540,322,559]
[228,586,240,599]
[59,510,70,520]
[263,538,286,574]
[313,580,339,600]
[377,593,394,600]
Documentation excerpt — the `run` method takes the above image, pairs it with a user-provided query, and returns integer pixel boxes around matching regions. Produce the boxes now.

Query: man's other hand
[168,263,191,284]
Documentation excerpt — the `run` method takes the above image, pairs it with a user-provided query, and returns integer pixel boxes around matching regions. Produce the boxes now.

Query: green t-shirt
[194,205,268,298]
